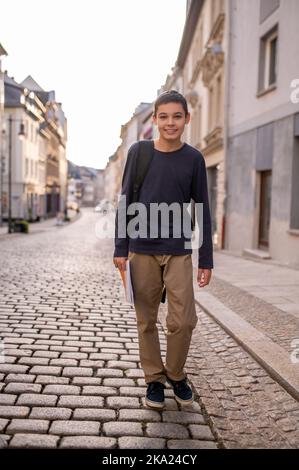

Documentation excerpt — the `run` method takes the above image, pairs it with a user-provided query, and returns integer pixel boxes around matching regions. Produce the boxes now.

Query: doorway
[259,170,272,248]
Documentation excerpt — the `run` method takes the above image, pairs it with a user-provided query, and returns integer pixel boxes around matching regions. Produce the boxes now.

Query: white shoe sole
[145,398,165,409]
[174,394,194,405]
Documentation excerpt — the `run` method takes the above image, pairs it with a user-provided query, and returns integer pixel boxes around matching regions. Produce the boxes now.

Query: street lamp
[2,116,25,233]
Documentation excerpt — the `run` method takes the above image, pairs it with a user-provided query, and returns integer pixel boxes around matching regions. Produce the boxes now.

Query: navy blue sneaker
[166,376,194,405]
[145,381,165,409]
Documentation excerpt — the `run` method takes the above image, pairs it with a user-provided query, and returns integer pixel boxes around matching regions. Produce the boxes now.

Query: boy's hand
[197,268,212,288]
[113,257,127,271]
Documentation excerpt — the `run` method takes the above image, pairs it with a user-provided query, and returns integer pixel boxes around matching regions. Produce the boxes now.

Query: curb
[194,288,299,402]
[0,211,82,240]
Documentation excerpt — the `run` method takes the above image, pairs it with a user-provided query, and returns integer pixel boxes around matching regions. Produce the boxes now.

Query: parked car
[67,201,80,211]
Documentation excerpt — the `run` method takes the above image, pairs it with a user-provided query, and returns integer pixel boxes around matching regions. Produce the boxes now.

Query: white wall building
[225,0,299,267]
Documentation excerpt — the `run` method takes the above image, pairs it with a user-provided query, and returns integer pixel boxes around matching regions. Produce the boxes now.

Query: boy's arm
[191,153,214,270]
[113,143,138,259]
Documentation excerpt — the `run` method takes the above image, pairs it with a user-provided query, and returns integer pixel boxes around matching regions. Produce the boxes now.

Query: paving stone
[118,437,165,449]
[0,406,30,418]
[146,423,189,439]
[6,419,49,434]
[9,433,59,448]
[95,342,126,350]
[57,395,104,408]
[0,364,29,374]
[162,411,205,425]
[120,353,140,359]
[29,366,62,376]
[60,352,88,359]
[35,375,70,385]
[188,424,216,440]
[89,353,118,361]
[32,351,60,358]
[72,377,103,386]
[103,421,143,437]
[125,369,144,378]
[107,361,137,370]
[4,374,36,384]
[59,436,117,449]
[103,378,136,387]
[4,383,42,394]
[119,387,146,397]
[49,420,100,436]
[50,359,78,367]
[168,440,218,449]
[17,394,58,407]
[82,386,118,396]
[43,385,81,395]
[0,418,9,432]
[73,408,116,421]
[3,339,34,345]
[29,407,72,420]
[62,367,93,377]
[0,435,9,448]
[96,369,124,378]
[0,394,17,405]
[106,397,140,409]
[18,357,50,366]
[119,409,161,422]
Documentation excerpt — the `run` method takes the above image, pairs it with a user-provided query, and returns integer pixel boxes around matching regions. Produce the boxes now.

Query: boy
[113,90,213,409]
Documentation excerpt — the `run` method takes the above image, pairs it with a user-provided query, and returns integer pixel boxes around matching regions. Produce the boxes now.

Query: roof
[20,75,44,92]
[176,0,204,68]
[0,43,7,56]
[4,73,23,108]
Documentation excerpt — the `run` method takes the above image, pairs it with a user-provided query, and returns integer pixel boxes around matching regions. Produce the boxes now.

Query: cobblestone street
[0,208,299,449]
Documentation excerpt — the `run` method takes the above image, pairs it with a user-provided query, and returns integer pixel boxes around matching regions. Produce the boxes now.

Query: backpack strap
[131,140,154,203]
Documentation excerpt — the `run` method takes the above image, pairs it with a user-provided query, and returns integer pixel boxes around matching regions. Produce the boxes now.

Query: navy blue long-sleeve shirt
[113,141,214,269]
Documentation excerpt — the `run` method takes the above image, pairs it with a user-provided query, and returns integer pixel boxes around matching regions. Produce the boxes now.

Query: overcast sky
[1,0,186,170]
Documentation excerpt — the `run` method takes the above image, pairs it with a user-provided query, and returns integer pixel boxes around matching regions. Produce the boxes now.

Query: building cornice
[176,0,204,68]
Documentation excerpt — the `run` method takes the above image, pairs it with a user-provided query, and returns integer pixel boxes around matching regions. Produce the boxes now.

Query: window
[258,26,278,93]
[268,35,277,85]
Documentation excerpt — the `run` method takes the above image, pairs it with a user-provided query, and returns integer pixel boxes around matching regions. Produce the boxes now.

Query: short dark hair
[153,90,189,117]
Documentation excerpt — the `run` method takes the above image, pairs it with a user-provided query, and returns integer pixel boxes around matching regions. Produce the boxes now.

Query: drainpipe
[222,0,233,250]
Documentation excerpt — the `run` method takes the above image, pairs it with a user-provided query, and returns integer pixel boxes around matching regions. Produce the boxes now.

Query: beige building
[104,102,152,205]
[160,0,226,249]
[0,44,7,225]
[21,76,68,218]
[2,73,67,221]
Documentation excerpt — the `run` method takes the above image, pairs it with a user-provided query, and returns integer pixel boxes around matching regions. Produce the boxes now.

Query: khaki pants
[128,251,198,384]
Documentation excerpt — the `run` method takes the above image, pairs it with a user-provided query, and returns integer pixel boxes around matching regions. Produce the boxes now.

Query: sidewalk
[0,210,81,239]
[192,250,299,401]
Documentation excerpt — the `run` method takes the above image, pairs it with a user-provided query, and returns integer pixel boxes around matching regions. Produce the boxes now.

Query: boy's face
[152,102,190,142]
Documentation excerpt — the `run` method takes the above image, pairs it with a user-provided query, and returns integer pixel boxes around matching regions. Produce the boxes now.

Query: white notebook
[125,259,135,304]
